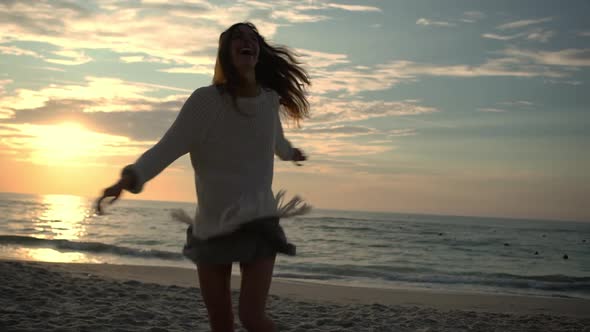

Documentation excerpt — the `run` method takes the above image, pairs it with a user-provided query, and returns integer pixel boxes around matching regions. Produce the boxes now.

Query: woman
[97,22,310,331]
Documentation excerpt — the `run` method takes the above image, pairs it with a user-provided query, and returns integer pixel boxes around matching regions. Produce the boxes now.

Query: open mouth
[239,48,254,56]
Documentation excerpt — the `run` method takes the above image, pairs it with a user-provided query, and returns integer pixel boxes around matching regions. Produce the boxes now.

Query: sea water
[1,192,588,299]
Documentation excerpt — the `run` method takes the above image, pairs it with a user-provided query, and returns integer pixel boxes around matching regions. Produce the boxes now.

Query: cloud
[0,76,181,114]
[130,41,578,99]
[483,17,555,43]
[482,32,526,41]
[296,125,377,136]
[477,108,507,113]
[526,29,555,43]
[499,100,534,107]
[6,2,570,102]
[46,49,93,66]
[483,29,554,43]
[378,57,566,79]
[11,106,181,142]
[326,3,381,12]
[0,44,94,65]
[304,96,438,124]
[416,18,456,27]
[289,125,416,138]
[0,79,15,119]
[1,0,382,77]
[0,79,11,93]
[0,70,433,170]
[501,48,590,67]
[0,45,44,58]
[305,49,572,96]
[543,79,583,86]
[1,93,185,142]
[293,138,394,157]
[271,10,329,23]
[283,1,381,13]
[309,67,403,95]
[418,11,484,26]
[131,82,192,93]
[0,1,279,71]
[279,124,415,161]
[30,66,67,72]
[460,11,485,23]
[120,55,173,64]
[295,48,349,68]
[1,75,431,145]
[1,1,223,69]
[120,56,148,63]
[497,17,553,30]
[0,76,195,142]
[387,128,417,137]
[158,63,216,75]
[1,78,418,166]
[483,30,554,43]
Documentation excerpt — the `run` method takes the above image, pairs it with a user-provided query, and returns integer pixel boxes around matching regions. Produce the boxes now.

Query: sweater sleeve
[122,88,209,193]
[274,111,295,161]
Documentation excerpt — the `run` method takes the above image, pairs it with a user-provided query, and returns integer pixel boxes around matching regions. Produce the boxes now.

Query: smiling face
[229,24,260,70]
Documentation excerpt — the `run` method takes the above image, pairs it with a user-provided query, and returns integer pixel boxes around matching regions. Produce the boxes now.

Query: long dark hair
[213,22,310,123]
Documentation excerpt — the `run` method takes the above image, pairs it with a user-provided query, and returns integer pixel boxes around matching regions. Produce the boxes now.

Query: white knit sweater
[123,85,309,240]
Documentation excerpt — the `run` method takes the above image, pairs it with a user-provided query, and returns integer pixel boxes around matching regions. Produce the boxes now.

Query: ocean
[1,192,589,299]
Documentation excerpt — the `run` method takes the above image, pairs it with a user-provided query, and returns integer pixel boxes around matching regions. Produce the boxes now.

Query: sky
[0,0,589,222]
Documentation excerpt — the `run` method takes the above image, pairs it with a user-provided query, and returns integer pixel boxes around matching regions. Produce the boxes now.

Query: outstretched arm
[121,89,203,193]
[96,88,208,212]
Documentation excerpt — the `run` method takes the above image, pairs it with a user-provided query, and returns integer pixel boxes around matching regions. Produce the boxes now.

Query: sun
[10,121,133,167]
[28,122,108,166]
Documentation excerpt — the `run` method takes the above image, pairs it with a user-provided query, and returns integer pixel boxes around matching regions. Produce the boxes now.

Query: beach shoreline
[19,259,590,317]
[2,259,589,331]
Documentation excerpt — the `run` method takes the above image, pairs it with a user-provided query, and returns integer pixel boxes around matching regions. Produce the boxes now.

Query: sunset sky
[1,0,589,221]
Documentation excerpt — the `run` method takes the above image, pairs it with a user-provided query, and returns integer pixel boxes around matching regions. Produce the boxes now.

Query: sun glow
[29,122,99,164]
[14,122,132,166]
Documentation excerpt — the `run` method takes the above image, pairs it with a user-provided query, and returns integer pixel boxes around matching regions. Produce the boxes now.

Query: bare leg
[196,263,234,332]
[238,256,277,332]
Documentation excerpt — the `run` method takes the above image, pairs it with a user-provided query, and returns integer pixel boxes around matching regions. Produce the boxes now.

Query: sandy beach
[1,260,589,331]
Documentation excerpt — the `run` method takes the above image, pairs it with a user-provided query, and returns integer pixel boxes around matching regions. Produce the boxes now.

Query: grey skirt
[182,216,296,265]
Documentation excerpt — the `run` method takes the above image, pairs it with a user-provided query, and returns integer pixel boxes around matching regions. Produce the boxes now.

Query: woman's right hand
[292,148,307,166]
[95,176,131,215]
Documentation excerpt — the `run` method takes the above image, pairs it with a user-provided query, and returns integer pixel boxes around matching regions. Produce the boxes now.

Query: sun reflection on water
[16,248,97,263]
[34,194,91,240]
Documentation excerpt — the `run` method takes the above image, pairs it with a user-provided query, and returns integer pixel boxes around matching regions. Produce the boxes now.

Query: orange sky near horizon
[0,122,585,222]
